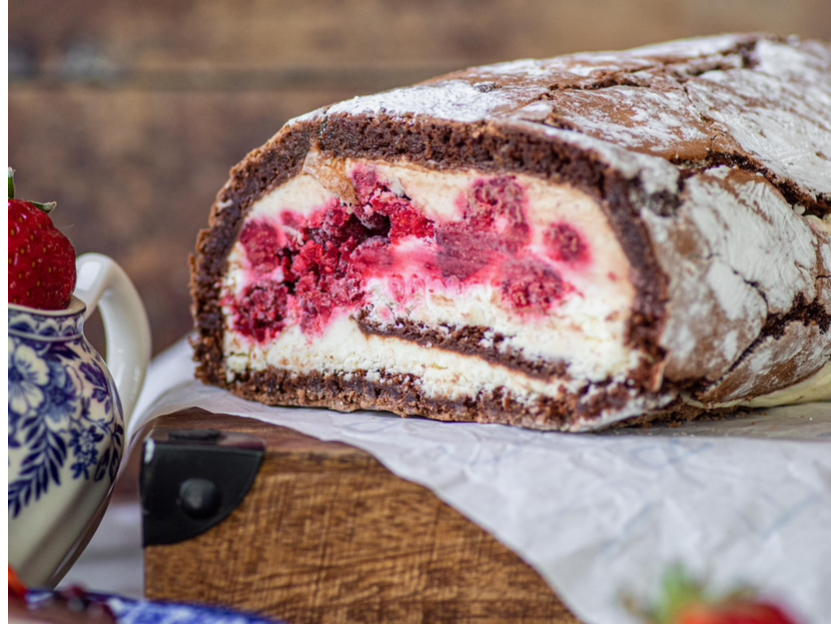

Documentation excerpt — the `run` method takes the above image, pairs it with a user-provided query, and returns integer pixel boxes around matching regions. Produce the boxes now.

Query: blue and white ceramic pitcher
[8,253,151,588]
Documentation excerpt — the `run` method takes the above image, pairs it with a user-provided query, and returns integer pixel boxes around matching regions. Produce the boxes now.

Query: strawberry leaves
[8,168,56,213]
[628,566,801,624]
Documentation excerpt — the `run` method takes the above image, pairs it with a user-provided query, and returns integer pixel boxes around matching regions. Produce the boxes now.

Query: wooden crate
[142,409,581,624]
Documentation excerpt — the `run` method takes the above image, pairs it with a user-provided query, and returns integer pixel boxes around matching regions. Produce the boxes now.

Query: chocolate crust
[215,367,706,432]
[190,120,317,381]
[191,34,831,428]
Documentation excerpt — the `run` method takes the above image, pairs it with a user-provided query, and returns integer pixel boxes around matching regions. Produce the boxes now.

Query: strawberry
[8,168,77,309]
[675,601,799,624]
[630,566,801,624]
[8,565,27,599]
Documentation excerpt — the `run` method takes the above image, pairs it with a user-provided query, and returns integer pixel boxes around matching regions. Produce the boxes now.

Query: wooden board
[143,409,582,624]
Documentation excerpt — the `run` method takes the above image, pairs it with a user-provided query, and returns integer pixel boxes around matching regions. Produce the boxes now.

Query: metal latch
[140,428,265,546]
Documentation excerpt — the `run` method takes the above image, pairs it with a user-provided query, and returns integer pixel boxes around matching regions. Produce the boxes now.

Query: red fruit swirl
[231,168,591,343]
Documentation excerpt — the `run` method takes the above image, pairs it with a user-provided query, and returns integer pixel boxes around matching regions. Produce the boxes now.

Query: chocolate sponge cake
[191,34,831,431]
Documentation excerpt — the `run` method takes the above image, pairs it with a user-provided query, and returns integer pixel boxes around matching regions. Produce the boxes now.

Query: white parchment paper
[131,338,831,624]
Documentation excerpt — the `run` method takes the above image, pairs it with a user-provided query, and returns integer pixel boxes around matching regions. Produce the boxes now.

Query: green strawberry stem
[653,565,708,623]
[27,200,57,214]
[7,168,56,214]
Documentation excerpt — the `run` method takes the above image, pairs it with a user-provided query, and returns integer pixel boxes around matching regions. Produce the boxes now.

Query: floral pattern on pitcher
[8,316,124,519]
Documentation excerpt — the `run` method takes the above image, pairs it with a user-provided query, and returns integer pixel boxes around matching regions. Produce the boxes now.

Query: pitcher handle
[74,253,152,436]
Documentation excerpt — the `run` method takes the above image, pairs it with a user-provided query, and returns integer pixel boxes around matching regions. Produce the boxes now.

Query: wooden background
[9,0,831,355]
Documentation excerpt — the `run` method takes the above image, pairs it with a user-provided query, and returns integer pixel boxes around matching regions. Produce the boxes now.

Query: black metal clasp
[140,427,265,546]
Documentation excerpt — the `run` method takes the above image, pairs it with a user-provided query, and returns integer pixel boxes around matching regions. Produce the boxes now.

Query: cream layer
[224,315,659,431]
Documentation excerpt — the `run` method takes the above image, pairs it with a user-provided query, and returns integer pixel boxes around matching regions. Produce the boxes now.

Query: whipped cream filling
[222,155,643,392]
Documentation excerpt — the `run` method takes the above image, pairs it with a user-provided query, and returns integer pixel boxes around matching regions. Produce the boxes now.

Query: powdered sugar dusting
[685,171,817,314]
[626,33,756,60]
[686,65,831,198]
[475,58,554,79]
[705,262,765,322]
[477,54,653,80]
[642,204,767,383]
[327,79,540,123]
[532,85,714,159]
[644,168,829,397]
[754,38,831,80]
[294,34,830,211]
[208,34,831,426]
[295,34,830,403]
[528,123,679,196]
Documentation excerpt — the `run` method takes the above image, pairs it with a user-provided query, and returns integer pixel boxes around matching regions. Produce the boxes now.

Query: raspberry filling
[230,168,590,343]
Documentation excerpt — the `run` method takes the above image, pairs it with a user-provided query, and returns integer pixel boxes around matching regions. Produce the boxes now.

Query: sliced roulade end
[191,34,831,431]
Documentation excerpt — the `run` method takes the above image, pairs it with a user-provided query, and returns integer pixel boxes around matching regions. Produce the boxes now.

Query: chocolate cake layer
[221,367,707,432]
[191,34,831,431]
[355,312,571,381]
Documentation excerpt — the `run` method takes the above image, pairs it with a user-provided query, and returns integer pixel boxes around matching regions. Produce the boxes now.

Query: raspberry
[280,211,306,235]
[465,177,530,252]
[293,239,337,276]
[233,280,289,342]
[470,177,525,221]
[468,177,524,221]
[354,198,392,233]
[295,273,334,332]
[282,168,433,326]
[351,166,379,200]
[500,259,566,313]
[434,176,538,282]
[360,185,431,242]
[344,211,390,248]
[350,237,394,276]
[233,171,576,336]
[387,203,434,242]
[240,220,283,274]
[285,201,396,331]
[436,221,496,281]
[545,222,588,264]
